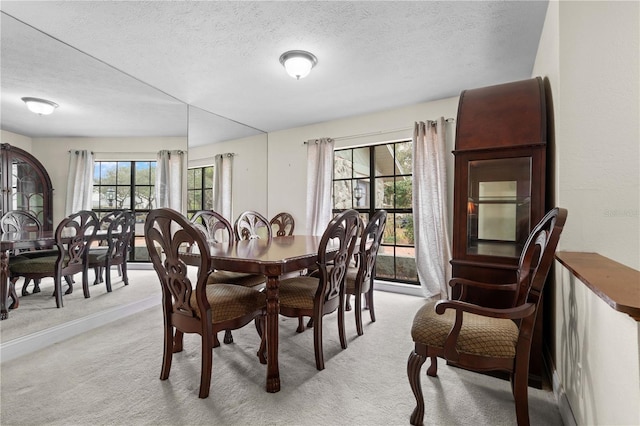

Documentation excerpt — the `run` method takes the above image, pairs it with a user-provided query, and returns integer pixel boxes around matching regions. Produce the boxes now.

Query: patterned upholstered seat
[190,284,266,323]
[407,208,567,426]
[411,300,519,359]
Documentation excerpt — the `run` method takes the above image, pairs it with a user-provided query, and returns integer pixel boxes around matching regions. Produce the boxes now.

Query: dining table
[0,230,57,320]
[182,234,337,393]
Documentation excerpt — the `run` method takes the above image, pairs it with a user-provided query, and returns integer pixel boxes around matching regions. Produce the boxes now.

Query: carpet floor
[0,271,562,425]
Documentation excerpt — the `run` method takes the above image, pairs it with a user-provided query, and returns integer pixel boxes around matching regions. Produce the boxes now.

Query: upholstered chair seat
[278,276,318,310]
[411,300,519,359]
[190,284,266,323]
[9,255,69,275]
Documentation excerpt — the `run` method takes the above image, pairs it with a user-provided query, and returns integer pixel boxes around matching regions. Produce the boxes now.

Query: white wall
[265,97,459,234]
[31,136,187,225]
[1,130,33,152]
[533,1,640,424]
[188,133,268,222]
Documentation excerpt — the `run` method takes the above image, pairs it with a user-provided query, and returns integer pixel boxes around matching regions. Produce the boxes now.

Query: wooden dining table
[0,230,57,320]
[182,234,336,393]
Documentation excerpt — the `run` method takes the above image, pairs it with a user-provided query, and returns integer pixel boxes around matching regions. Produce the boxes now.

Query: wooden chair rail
[555,251,640,321]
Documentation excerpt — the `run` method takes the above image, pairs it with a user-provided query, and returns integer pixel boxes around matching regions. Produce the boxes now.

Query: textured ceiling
[0,1,548,146]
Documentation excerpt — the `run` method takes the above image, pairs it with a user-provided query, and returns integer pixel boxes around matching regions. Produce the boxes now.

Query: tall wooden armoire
[450,77,548,388]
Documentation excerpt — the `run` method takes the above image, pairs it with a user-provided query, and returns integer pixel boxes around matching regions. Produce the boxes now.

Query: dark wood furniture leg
[1,250,9,320]
[265,274,281,392]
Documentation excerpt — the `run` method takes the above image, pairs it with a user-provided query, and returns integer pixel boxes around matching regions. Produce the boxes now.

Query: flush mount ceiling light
[21,97,59,115]
[279,50,317,80]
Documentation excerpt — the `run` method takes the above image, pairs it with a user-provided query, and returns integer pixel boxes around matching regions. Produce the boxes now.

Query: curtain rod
[304,118,454,144]
[68,150,184,155]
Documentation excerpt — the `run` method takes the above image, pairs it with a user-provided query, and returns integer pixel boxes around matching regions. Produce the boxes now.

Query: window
[333,141,417,284]
[187,166,214,218]
[92,161,156,262]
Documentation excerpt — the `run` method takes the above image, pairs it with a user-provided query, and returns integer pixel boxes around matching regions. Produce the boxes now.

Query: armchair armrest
[434,299,535,362]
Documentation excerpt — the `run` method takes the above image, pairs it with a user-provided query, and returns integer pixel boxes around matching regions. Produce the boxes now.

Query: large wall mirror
[0,12,267,340]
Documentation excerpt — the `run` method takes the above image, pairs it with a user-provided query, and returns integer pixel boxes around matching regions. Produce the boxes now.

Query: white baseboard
[0,295,159,363]
[374,280,424,297]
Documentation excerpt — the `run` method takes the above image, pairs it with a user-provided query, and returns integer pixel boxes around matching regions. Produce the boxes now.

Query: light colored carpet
[0,268,160,343]
[0,285,562,425]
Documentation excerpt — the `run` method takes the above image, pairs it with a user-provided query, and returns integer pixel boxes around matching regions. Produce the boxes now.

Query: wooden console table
[555,252,640,321]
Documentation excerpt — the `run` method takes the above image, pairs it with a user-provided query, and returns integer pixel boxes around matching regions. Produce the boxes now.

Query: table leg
[265,275,280,392]
[1,250,10,320]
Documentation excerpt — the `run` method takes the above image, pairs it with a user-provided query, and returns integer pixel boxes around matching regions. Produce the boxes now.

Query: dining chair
[234,210,272,241]
[344,209,387,336]
[145,207,266,398]
[193,210,267,345]
[407,208,567,426]
[8,210,99,309]
[87,210,135,293]
[270,212,295,236]
[0,210,51,296]
[277,209,360,370]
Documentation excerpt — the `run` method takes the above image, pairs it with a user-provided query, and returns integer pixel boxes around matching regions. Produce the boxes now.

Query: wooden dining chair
[193,210,267,345]
[8,210,99,309]
[87,210,135,293]
[407,208,567,426]
[344,209,387,336]
[234,210,272,241]
[277,209,360,370]
[145,208,266,398]
[270,212,295,236]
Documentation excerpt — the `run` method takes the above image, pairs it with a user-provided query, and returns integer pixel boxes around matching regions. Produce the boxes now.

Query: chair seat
[87,249,109,263]
[206,271,266,287]
[411,300,519,359]
[12,248,59,259]
[190,284,266,324]
[8,255,68,275]
[278,276,318,310]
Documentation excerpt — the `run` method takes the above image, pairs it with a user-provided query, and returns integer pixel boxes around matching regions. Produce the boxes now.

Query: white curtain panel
[214,154,233,222]
[305,138,335,236]
[155,150,184,211]
[65,150,94,215]
[412,119,452,298]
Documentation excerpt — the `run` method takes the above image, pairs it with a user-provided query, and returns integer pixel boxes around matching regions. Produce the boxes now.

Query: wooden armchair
[145,208,266,398]
[270,212,295,236]
[407,208,567,426]
[277,209,360,370]
[344,209,386,336]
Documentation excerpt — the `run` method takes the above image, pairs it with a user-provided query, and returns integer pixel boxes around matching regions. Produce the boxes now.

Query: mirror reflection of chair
[277,209,360,370]
[192,210,267,346]
[270,212,295,237]
[344,209,387,336]
[0,210,50,296]
[234,210,272,241]
[8,210,99,309]
[407,208,567,426]
[145,208,266,398]
[87,210,135,293]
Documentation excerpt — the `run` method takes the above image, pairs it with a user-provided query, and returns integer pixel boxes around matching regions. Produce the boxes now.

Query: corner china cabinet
[0,144,54,230]
[451,77,548,387]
